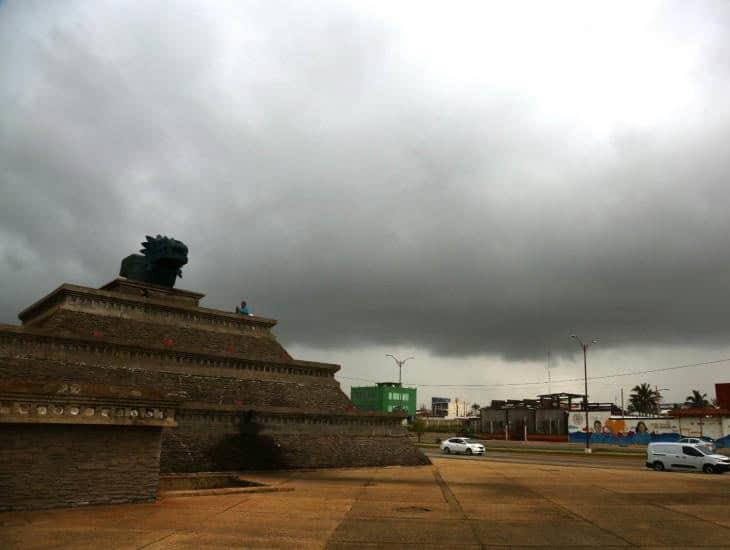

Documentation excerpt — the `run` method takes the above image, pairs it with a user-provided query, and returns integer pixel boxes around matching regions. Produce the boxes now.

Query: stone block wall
[0,330,336,381]
[0,357,353,412]
[0,424,162,511]
[160,411,428,472]
[278,435,429,468]
[31,310,291,362]
[0,359,428,474]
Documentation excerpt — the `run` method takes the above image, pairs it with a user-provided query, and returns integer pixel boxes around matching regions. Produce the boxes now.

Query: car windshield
[694,446,709,455]
[466,439,482,444]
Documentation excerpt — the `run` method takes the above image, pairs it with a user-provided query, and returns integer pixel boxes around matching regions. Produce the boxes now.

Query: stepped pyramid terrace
[0,236,427,511]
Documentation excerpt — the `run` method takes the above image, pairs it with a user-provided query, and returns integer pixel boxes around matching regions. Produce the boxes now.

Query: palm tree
[470,403,481,416]
[685,390,709,409]
[628,383,660,415]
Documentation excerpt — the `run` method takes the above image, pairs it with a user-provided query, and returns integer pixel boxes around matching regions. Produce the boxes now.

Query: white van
[646,442,730,474]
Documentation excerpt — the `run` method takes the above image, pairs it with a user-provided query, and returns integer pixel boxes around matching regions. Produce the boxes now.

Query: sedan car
[678,437,716,452]
[440,437,485,455]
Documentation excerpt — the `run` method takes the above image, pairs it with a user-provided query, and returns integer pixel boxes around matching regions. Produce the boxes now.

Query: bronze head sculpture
[120,235,188,287]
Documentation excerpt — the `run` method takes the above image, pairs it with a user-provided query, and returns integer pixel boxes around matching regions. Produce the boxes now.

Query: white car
[646,442,729,474]
[440,437,485,455]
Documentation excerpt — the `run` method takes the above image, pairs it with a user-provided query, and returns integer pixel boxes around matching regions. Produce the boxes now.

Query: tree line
[627,383,714,415]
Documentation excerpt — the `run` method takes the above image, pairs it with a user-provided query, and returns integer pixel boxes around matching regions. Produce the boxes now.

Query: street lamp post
[571,334,599,454]
[386,354,414,386]
[386,354,414,414]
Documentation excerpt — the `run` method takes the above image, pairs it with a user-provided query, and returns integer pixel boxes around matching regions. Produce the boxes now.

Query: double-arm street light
[571,334,599,454]
[386,354,414,386]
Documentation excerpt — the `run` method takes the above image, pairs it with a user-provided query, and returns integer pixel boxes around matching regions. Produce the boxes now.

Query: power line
[566,356,730,383]
[337,356,730,389]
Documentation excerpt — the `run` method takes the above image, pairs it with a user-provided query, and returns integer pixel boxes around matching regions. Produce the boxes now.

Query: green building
[350,382,417,415]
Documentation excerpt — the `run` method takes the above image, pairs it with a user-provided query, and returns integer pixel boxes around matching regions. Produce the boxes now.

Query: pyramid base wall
[161,410,429,472]
[0,355,429,473]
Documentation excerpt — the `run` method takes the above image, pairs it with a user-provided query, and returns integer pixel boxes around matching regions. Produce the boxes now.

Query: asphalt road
[425,448,650,471]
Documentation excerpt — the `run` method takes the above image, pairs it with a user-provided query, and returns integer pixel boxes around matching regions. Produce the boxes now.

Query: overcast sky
[3,1,730,407]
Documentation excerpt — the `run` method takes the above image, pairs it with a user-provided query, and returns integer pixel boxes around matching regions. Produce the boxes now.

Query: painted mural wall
[567,413,730,447]
[568,412,675,436]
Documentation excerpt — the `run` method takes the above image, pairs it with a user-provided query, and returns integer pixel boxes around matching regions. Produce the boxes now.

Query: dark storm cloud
[3,1,730,361]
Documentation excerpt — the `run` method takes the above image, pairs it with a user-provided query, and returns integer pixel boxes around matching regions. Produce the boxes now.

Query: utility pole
[655,386,670,414]
[621,388,625,418]
[571,334,599,454]
[546,351,554,394]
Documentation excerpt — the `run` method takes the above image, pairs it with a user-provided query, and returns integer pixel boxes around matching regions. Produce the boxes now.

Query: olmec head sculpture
[120,235,188,288]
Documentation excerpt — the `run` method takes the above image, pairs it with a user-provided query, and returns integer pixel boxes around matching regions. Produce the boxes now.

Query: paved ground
[2,457,730,549]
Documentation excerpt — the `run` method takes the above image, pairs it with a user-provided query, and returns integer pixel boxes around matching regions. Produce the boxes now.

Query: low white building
[446,398,473,418]
[672,409,730,440]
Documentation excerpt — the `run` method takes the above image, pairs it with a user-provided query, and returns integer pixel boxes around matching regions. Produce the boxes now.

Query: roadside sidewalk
[414,437,730,457]
[416,441,642,457]
[470,438,645,453]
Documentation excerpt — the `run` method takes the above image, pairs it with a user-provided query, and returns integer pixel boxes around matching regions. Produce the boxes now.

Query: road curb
[417,443,643,458]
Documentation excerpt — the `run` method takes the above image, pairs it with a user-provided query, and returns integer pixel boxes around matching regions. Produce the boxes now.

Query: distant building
[351,382,416,415]
[431,396,473,419]
[479,386,730,447]
[716,383,730,409]
[479,392,619,440]
[452,398,474,418]
[431,397,450,417]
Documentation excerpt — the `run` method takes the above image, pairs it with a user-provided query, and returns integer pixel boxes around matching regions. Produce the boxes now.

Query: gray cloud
[3,0,730,366]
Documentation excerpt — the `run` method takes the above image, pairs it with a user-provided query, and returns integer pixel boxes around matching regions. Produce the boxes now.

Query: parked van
[646,442,730,474]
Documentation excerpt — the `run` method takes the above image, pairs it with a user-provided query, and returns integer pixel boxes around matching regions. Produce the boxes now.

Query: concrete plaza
[2,457,730,548]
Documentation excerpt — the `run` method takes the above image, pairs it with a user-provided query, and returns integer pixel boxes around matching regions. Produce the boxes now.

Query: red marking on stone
[234,400,244,407]
[162,338,174,347]
[91,330,103,337]
[226,345,236,353]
